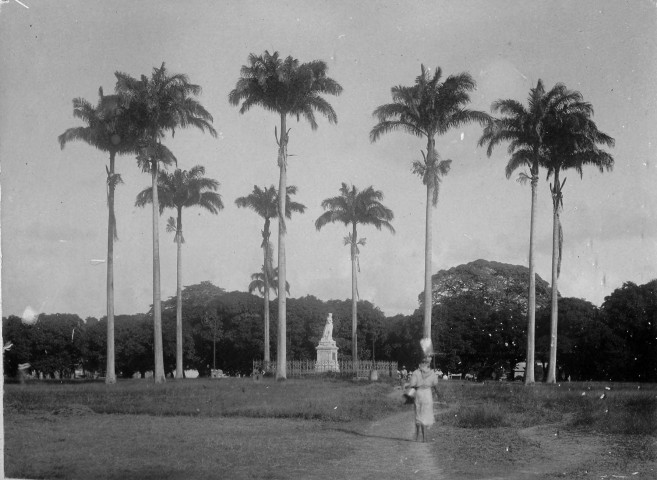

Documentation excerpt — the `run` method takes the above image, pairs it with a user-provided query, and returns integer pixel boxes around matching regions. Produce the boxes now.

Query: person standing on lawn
[409,356,439,442]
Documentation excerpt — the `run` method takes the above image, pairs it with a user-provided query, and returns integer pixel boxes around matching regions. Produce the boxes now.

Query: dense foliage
[4,271,655,381]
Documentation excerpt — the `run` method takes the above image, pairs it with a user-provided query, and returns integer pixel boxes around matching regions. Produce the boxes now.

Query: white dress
[409,368,438,427]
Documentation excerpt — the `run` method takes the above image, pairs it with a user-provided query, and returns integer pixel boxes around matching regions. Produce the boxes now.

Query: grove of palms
[478,80,590,384]
[315,183,395,372]
[135,165,224,379]
[229,51,342,379]
[55,57,615,386]
[115,63,217,383]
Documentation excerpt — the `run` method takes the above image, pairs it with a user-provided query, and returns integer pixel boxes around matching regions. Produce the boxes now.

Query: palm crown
[115,63,217,173]
[478,80,607,180]
[371,65,489,141]
[136,165,223,214]
[116,63,217,140]
[371,65,489,205]
[135,165,224,241]
[58,87,138,156]
[315,183,395,235]
[228,51,343,130]
[235,185,306,226]
[541,102,615,178]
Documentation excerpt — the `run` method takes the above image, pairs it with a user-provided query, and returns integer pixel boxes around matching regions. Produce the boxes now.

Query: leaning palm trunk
[105,151,117,384]
[525,171,538,385]
[276,115,288,380]
[151,157,165,383]
[351,224,358,373]
[546,173,562,384]
[175,211,183,379]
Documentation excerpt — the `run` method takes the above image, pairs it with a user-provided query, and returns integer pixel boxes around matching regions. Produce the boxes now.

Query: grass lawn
[4,377,656,479]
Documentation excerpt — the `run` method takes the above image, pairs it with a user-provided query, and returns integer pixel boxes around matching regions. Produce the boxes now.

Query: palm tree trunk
[175,209,183,379]
[264,281,270,364]
[276,114,288,380]
[106,151,117,384]
[263,224,271,365]
[423,170,434,343]
[525,170,538,385]
[546,172,561,384]
[152,157,165,384]
[351,223,358,375]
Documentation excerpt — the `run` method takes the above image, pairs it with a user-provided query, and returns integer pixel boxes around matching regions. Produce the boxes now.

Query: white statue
[321,313,333,341]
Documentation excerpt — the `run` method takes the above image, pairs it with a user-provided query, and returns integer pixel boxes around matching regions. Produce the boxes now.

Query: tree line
[4,275,654,382]
[56,50,615,384]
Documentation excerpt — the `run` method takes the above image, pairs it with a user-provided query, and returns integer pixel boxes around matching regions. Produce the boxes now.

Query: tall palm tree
[371,65,489,349]
[229,51,342,379]
[58,87,138,384]
[315,183,394,372]
[235,185,305,363]
[477,80,582,385]
[135,165,224,379]
[115,63,217,383]
[541,94,614,383]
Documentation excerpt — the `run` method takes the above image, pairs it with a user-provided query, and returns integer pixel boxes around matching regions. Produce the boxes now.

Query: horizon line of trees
[4,275,655,382]
[56,50,615,385]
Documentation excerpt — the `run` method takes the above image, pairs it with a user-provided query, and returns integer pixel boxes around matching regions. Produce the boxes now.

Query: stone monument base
[315,341,339,372]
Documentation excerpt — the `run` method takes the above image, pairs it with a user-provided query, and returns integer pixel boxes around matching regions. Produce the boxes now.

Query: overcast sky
[1,0,655,321]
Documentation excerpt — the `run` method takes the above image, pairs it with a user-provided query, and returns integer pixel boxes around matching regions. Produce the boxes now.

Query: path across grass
[5,378,656,479]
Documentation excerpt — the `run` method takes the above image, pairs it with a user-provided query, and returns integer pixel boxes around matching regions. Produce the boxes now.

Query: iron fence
[252,359,397,379]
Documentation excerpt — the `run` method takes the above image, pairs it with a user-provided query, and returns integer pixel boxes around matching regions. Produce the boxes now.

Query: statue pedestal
[315,340,339,372]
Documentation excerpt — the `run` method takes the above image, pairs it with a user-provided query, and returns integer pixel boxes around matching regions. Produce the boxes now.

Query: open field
[4,377,656,479]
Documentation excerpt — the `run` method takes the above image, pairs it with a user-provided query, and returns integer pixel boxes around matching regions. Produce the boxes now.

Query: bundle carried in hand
[403,387,416,404]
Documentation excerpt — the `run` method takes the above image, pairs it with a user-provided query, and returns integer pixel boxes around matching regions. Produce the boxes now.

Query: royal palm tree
[115,63,217,383]
[229,51,342,379]
[315,183,394,373]
[371,65,489,349]
[58,87,138,384]
[235,185,305,364]
[135,165,223,379]
[541,94,614,383]
[477,80,583,385]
